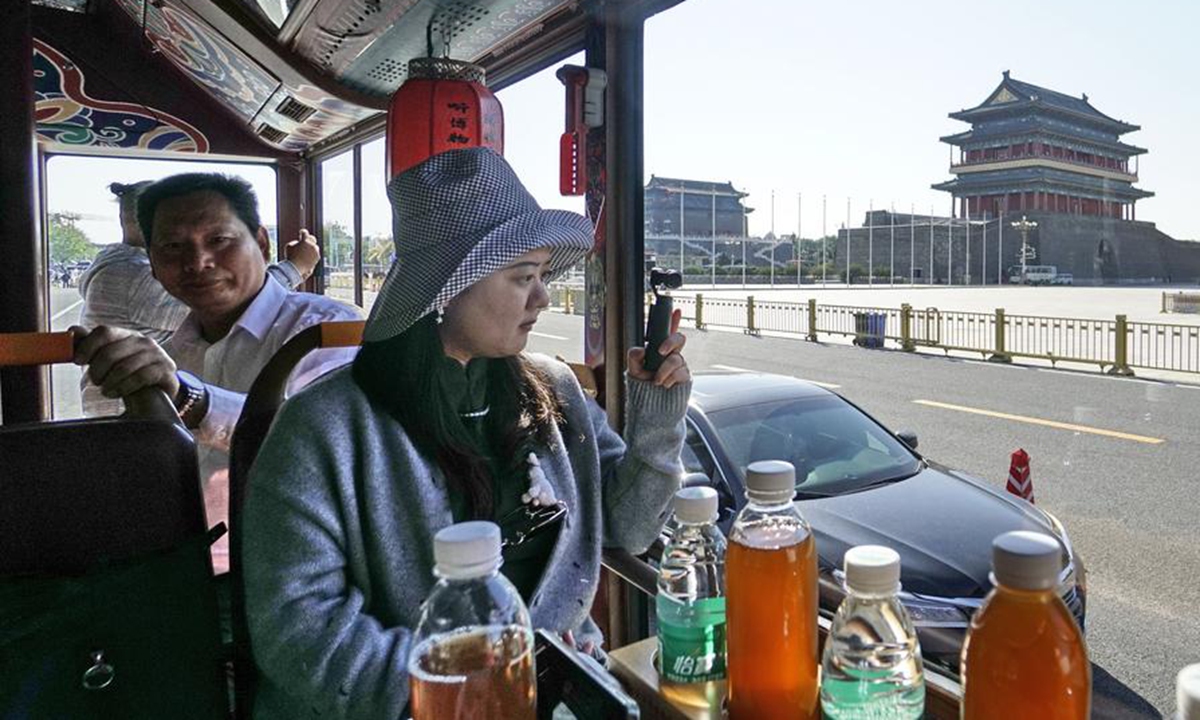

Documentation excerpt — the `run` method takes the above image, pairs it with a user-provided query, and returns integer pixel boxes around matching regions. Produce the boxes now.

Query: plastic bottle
[657,486,727,684]
[726,460,820,720]
[1177,663,1200,720]
[820,545,925,719]
[408,521,536,720]
[960,530,1090,720]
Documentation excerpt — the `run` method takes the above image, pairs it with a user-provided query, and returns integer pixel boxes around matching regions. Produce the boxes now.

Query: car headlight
[898,593,973,628]
[1042,510,1086,595]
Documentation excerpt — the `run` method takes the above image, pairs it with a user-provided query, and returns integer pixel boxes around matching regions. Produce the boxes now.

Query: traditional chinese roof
[932,166,1154,201]
[949,71,1139,134]
[645,176,748,198]
[939,124,1147,156]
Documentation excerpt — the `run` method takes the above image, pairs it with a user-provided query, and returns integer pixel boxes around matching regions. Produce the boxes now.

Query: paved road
[528,311,1197,717]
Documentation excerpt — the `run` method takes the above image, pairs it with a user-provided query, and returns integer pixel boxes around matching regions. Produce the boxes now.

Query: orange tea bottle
[726,460,819,720]
[960,531,1090,720]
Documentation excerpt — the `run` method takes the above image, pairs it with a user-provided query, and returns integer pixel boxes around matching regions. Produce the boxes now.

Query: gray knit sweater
[242,353,690,719]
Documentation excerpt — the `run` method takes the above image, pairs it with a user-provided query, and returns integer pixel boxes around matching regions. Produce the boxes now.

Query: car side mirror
[897,430,919,450]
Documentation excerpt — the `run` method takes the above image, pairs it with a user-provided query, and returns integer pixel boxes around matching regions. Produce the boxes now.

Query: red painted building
[933,71,1153,221]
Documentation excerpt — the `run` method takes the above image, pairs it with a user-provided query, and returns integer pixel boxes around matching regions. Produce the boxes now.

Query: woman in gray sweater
[242,148,692,719]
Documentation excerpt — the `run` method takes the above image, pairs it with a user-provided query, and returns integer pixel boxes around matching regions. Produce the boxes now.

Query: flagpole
[890,202,895,286]
[797,192,802,287]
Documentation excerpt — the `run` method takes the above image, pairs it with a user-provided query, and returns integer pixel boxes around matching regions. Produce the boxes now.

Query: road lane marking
[530,331,568,340]
[912,399,1165,445]
[51,299,83,323]
[710,364,841,389]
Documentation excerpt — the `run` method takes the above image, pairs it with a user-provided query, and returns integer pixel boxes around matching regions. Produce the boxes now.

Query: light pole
[1011,215,1038,285]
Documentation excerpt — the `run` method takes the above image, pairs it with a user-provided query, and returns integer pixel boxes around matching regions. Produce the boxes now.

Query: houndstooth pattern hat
[363,147,594,342]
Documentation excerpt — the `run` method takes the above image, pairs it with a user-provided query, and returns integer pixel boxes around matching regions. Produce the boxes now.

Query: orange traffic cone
[1006,448,1034,503]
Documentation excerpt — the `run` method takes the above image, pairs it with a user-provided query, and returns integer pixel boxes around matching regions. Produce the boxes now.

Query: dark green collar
[439,356,491,417]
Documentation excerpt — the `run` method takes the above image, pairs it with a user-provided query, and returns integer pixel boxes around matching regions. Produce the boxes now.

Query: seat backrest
[0,332,226,719]
[227,319,363,720]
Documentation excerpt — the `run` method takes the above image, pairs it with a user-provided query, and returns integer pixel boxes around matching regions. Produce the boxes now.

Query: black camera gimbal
[643,268,683,372]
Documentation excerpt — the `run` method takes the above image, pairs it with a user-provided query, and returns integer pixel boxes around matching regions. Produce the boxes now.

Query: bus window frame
[41,147,285,268]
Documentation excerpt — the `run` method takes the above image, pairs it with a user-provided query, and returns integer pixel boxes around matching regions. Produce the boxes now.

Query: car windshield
[706,394,922,496]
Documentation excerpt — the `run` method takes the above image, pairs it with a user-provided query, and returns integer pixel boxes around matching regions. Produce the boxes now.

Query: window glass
[361,137,391,314]
[706,395,919,495]
[319,150,355,307]
[44,154,277,420]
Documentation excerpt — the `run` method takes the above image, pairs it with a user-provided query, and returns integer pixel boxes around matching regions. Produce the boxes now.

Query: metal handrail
[545,294,1200,378]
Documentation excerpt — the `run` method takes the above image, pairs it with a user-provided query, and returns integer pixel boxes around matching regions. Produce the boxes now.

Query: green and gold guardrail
[546,285,1200,377]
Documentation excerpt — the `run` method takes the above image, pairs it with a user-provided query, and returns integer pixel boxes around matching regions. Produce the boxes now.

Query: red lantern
[386,57,504,179]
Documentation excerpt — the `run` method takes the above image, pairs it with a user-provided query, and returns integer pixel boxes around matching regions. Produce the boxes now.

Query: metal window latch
[82,650,115,691]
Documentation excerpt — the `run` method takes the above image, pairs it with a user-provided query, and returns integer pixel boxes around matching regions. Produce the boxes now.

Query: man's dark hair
[136,173,262,247]
[109,181,152,218]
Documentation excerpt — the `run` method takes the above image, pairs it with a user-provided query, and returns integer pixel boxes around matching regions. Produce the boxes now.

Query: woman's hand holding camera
[627,308,690,389]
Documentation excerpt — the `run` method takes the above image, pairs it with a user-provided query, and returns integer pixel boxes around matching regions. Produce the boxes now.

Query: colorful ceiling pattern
[33,39,210,153]
[113,0,277,121]
[111,0,378,152]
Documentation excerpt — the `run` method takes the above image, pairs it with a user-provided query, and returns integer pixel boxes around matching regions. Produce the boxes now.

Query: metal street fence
[547,285,1200,377]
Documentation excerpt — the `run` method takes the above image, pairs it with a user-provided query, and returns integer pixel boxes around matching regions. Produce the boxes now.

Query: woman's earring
[435,307,445,325]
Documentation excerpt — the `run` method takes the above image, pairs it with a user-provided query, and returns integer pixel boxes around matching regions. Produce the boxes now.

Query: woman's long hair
[351,313,562,519]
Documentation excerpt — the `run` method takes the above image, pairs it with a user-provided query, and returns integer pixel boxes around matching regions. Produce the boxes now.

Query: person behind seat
[241,148,692,719]
[72,173,363,572]
[78,181,322,344]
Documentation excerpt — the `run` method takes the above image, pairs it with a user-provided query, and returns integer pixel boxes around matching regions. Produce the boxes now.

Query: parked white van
[1008,265,1058,285]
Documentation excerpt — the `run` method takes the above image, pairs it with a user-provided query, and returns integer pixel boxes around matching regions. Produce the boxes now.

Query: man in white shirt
[78,180,322,343]
[73,172,362,571]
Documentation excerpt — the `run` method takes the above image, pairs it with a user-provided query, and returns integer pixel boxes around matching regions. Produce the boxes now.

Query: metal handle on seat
[81,650,115,691]
[121,386,183,425]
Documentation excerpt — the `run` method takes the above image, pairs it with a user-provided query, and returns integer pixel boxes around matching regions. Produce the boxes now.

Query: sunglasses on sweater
[498,500,568,550]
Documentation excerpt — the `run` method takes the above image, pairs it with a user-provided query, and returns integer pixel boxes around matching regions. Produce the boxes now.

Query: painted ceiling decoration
[114,0,277,120]
[33,38,210,152]
[111,0,376,152]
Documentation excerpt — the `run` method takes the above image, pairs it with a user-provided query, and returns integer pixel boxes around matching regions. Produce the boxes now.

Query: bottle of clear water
[408,521,537,720]
[820,545,925,720]
[656,486,727,684]
[1178,663,1200,720]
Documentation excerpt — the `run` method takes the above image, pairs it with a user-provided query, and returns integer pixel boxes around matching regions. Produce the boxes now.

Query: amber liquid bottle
[960,531,1090,720]
[408,522,536,720]
[726,460,819,720]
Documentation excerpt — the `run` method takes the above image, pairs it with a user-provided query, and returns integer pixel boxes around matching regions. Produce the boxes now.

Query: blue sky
[47,0,1200,244]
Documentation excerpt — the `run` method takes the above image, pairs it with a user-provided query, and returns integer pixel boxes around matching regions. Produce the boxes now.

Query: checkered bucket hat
[363,147,595,342]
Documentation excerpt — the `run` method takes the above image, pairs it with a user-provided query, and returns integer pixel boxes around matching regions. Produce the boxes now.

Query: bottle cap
[844,545,902,596]
[745,460,796,504]
[673,486,719,524]
[433,521,502,579]
[1179,663,1200,720]
[991,531,1063,591]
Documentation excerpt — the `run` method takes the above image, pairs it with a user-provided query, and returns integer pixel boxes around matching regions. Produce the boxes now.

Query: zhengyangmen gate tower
[931,71,1200,283]
[934,70,1152,223]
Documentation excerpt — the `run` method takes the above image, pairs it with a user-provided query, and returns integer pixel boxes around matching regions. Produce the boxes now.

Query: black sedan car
[679,372,1086,671]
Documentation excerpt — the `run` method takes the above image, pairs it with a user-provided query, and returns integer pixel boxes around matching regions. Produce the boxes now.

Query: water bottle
[656,486,727,684]
[726,460,819,720]
[408,521,536,720]
[820,545,925,719]
[1177,663,1200,720]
